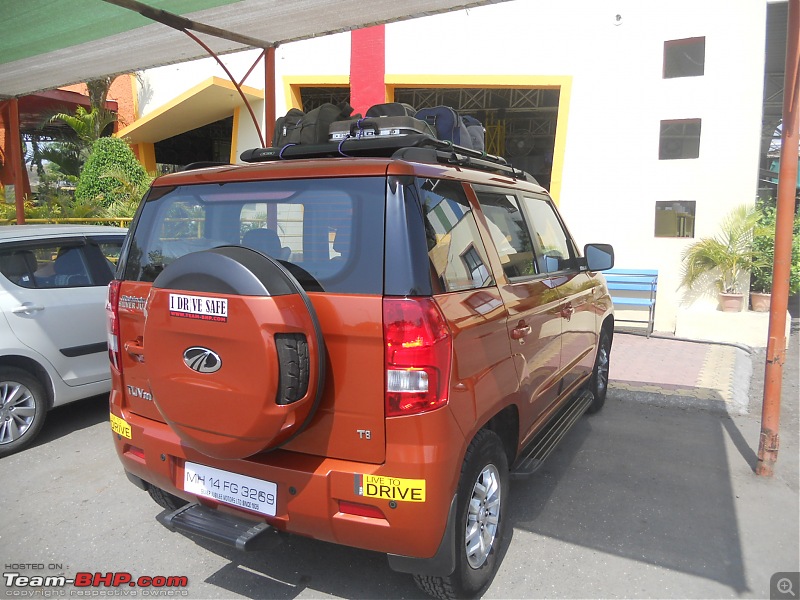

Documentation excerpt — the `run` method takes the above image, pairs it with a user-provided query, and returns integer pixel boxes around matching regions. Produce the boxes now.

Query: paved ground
[610,332,754,413]
[1,322,798,599]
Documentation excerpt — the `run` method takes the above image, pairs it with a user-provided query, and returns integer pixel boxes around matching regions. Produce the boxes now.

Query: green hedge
[75,137,148,206]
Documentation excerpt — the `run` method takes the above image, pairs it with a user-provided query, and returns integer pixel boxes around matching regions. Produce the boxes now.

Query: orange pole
[7,99,26,225]
[265,46,276,147]
[756,0,800,477]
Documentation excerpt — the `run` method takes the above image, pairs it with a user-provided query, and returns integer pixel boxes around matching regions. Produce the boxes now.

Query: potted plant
[681,205,760,312]
[748,196,800,311]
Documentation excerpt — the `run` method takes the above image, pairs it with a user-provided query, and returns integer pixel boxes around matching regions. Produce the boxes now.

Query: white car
[0,224,127,457]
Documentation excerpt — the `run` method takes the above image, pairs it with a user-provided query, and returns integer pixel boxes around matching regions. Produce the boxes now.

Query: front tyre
[0,367,47,458]
[587,328,612,414]
[414,429,509,599]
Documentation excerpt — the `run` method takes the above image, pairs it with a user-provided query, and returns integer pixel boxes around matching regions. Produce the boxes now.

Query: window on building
[664,37,705,78]
[654,201,696,238]
[659,119,702,160]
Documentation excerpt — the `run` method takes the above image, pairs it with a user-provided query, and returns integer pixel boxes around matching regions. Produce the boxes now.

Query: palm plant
[681,205,762,295]
[49,106,116,146]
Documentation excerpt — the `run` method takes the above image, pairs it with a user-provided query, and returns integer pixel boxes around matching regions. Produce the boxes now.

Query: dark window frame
[659,118,702,160]
[654,200,696,238]
[663,37,706,79]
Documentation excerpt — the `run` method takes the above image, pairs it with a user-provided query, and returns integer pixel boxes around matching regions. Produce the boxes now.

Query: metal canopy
[0,0,505,99]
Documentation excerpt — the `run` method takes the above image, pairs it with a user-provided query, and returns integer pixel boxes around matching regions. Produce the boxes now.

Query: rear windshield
[122,177,385,294]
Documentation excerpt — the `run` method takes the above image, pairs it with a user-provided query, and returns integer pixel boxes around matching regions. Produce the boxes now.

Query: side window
[473,189,536,280]
[0,248,39,288]
[520,195,576,274]
[0,243,105,289]
[419,179,493,292]
[84,238,125,285]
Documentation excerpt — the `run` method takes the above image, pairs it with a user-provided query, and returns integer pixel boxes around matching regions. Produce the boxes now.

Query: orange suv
[108,133,614,599]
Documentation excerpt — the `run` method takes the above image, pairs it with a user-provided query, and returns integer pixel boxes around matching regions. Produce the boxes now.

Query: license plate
[183,462,277,517]
[110,413,131,439]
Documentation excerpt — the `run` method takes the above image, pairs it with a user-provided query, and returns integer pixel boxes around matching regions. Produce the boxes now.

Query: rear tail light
[106,280,122,373]
[384,297,452,417]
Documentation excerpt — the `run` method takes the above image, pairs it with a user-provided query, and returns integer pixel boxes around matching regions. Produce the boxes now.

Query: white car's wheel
[0,367,47,458]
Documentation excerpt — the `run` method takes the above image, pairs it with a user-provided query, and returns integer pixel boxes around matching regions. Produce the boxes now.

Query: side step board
[157,503,272,551]
[511,389,594,478]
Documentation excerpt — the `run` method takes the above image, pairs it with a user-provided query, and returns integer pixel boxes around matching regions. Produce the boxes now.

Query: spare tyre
[143,246,325,459]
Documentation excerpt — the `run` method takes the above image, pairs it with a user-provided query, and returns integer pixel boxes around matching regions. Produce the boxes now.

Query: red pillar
[265,47,276,146]
[350,26,386,115]
[7,99,26,225]
[756,0,800,476]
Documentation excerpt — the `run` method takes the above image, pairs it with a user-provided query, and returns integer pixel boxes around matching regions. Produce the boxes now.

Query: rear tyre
[586,328,611,414]
[413,429,508,599]
[147,485,188,511]
[0,367,47,458]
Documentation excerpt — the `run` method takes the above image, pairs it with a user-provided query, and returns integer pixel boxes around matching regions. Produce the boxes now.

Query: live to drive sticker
[169,293,228,322]
[354,474,426,502]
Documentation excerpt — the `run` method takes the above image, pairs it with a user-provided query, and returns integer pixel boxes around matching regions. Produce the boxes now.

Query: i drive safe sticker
[354,474,426,502]
[169,293,228,322]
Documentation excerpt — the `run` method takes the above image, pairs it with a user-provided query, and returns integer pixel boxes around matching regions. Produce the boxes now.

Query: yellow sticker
[355,474,426,502]
[110,413,132,439]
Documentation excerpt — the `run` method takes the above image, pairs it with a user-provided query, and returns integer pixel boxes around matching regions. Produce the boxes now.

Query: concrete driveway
[1,327,797,599]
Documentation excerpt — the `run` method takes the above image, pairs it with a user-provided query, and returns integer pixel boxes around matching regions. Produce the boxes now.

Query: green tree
[75,137,148,207]
[750,196,800,295]
[86,76,117,140]
[41,77,118,175]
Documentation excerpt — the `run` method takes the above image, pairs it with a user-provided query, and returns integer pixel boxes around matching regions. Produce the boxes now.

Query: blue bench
[604,269,658,337]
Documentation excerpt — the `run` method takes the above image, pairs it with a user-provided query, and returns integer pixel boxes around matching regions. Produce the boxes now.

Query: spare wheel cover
[143,246,325,459]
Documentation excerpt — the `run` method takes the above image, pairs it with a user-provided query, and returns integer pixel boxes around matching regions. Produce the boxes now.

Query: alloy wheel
[464,463,501,569]
[0,381,36,445]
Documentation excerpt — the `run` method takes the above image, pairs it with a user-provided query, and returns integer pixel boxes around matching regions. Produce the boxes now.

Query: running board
[157,503,272,551]
[510,389,594,478]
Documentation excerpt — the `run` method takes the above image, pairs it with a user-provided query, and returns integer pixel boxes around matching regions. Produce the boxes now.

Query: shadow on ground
[31,393,109,449]
[508,397,749,594]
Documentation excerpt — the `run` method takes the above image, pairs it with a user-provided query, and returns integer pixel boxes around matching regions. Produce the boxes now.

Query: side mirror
[584,243,614,271]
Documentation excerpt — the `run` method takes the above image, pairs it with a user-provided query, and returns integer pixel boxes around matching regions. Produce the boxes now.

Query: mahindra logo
[183,347,222,373]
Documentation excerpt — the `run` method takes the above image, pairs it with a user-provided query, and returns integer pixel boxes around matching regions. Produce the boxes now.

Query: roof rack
[239,134,537,183]
[181,161,231,171]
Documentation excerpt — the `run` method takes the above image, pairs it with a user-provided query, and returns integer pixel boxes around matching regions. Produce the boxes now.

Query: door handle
[12,303,45,314]
[511,321,532,340]
[124,338,145,363]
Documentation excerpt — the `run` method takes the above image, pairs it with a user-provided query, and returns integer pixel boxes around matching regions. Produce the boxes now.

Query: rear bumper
[111,390,465,561]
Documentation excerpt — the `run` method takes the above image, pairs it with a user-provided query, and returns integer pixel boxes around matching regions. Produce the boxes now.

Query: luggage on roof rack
[239,134,537,183]
[329,116,435,141]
